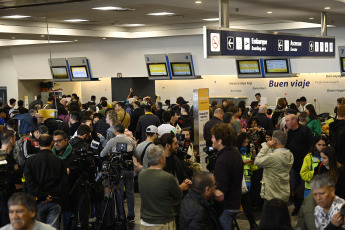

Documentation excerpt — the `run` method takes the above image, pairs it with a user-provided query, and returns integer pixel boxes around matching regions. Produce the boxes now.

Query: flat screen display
[236,60,260,74]
[341,57,345,72]
[171,63,192,76]
[147,63,168,76]
[264,59,289,73]
[52,66,69,79]
[70,66,88,78]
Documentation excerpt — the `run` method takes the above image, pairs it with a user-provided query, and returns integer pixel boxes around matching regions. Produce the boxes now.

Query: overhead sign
[204,26,336,58]
[338,46,345,76]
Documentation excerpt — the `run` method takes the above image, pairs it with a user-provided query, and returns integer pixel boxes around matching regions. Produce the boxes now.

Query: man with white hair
[311,174,345,230]
[255,105,273,131]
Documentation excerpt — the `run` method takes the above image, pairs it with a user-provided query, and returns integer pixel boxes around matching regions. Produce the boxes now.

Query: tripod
[97,171,127,230]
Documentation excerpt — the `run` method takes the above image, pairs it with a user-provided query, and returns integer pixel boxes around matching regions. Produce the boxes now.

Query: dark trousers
[241,192,256,226]
[291,167,303,210]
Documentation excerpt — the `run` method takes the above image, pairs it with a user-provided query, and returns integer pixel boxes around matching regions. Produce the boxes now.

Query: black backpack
[44,118,69,135]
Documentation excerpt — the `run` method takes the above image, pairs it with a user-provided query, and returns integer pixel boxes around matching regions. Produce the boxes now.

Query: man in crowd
[4,98,16,118]
[255,105,274,132]
[22,125,49,159]
[177,104,193,130]
[115,102,131,129]
[255,93,261,105]
[129,101,142,135]
[98,100,108,117]
[68,112,81,138]
[29,95,43,110]
[299,96,307,112]
[135,125,158,169]
[285,113,314,215]
[24,134,68,229]
[296,98,301,111]
[212,123,243,229]
[310,174,345,230]
[158,111,176,138]
[70,124,92,151]
[329,105,345,165]
[250,101,259,117]
[138,145,184,229]
[100,123,136,221]
[180,171,224,230]
[203,108,224,147]
[254,130,294,203]
[17,100,29,114]
[136,105,160,142]
[155,102,165,124]
[0,192,55,230]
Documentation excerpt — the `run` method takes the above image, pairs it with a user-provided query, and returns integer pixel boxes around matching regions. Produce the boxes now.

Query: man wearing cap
[135,125,159,169]
[158,111,177,138]
[285,113,314,216]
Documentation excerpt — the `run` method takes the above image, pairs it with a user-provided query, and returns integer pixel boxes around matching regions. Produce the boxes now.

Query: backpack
[44,118,69,135]
[12,136,26,167]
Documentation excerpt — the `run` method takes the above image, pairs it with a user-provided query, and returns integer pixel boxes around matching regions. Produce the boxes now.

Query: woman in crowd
[97,110,118,148]
[300,135,327,198]
[236,133,258,230]
[246,117,265,153]
[220,99,228,112]
[305,104,322,136]
[314,146,345,199]
[271,98,287,128]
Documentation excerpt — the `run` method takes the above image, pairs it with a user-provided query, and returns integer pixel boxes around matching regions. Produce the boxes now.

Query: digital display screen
[237,60,260,74]
[342,57,345,72]
[171,63,192,76]
[70,66,88,78]
[147,63,168,76]
[265,59,289,73]
[52,66,68,79]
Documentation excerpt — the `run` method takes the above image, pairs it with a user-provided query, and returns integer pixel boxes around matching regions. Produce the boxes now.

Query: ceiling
[0,0,345,46]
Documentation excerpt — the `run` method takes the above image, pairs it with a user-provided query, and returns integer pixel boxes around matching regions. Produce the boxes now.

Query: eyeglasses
[53,139,65,143]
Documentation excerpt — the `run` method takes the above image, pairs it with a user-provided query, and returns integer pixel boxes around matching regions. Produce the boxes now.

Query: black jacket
[24,149,68,202]
[203,117,223,147]
[178,115,193,130]
[129,108,143,134]
[214,146,243,210]
[180,189,223,230]
[68,122,80,138]
[286,125,314,170]
[255,113,274,131]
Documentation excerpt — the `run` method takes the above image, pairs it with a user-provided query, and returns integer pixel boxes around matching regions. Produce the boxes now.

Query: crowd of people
[0,90,345,230]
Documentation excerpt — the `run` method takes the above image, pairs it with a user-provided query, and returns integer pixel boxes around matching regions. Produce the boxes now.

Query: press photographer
[100,123,136,222]
[0,130,23,226]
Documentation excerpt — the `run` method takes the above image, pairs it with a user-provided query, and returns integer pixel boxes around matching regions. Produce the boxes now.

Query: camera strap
[141,142,153,163]
[121,111,127,123]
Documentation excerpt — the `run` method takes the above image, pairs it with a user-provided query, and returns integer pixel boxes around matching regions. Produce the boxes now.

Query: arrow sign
[278,40,283,51]
[227,36,234,50]
[309,41,314,52]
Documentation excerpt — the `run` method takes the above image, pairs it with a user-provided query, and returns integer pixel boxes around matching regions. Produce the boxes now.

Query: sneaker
[127,216,135,222]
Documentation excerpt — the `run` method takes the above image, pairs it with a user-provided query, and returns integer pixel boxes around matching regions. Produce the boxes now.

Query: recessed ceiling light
[63,19,89,22]
[195,1,202,3]
[11,37,15,39]
[92,6,134,11]
[2,15,30,19]
[41,35,45,37]
[102,38,107,40]
[120,24,145,27]
[324,6,331,10]
[74,39,78,42]
[309,17,314,20]
[147,12,175,16]
[202,18,219,21]
[267,11,273,14]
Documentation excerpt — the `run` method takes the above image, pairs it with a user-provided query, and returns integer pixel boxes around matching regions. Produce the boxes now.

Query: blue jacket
[14,113,38,134]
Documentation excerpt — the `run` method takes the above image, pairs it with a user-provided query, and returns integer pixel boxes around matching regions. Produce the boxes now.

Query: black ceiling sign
[204,26,335,58]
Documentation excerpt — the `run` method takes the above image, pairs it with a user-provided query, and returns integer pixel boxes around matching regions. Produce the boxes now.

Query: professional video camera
[101,143,133,184]
[203,146,218,172]
[176,134,192,160]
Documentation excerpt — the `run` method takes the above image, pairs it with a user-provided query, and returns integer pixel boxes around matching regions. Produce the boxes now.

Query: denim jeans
[219,209,238,230]
[117,170,135,217]
[37,202,61,230]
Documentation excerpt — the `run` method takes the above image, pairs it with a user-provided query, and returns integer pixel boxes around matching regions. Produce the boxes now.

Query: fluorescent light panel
[2,15,30,19]
[147,12,175,16]
[203,18,219,21]
[64,19,89,22]
[92,6,134,11]
[121,24,145,27]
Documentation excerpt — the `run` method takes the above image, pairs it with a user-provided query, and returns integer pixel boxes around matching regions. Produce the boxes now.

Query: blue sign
[204,27,335,57]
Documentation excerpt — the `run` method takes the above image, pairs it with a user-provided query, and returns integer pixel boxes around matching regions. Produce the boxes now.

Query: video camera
[101,143,133,184]
[203,146,218,172]
[176,134,192,160]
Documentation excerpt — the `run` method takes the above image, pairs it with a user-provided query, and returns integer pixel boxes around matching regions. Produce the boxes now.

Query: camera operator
[100,123,136,222]
[0,130,23,226]
[24,134,68,229]
[70,124,92,151]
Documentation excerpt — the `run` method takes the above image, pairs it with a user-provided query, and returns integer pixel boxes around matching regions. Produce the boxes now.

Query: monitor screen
[70,66,88,78]
[51,66,69,79]
[236,60,260,74]
[341,57,345,72]
[147,63,168,76]
[171,63,192,76]
[264,59,289,73]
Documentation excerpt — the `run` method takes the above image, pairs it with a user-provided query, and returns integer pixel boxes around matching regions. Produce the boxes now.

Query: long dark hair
[236,132,250,155]
[259,199,293,230]
[306,104,318,120]
[321,146,339,184]
[311,135,327,156]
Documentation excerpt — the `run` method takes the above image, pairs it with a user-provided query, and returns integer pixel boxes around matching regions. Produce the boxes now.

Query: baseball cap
[146,125,158,134]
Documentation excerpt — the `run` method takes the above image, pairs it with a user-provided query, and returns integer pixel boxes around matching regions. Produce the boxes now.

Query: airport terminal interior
[1,0,345,229]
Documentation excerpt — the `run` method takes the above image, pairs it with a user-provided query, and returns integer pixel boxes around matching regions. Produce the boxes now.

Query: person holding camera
[0,130,23,226]
[100,123,136,222]
[24,134,68,229]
